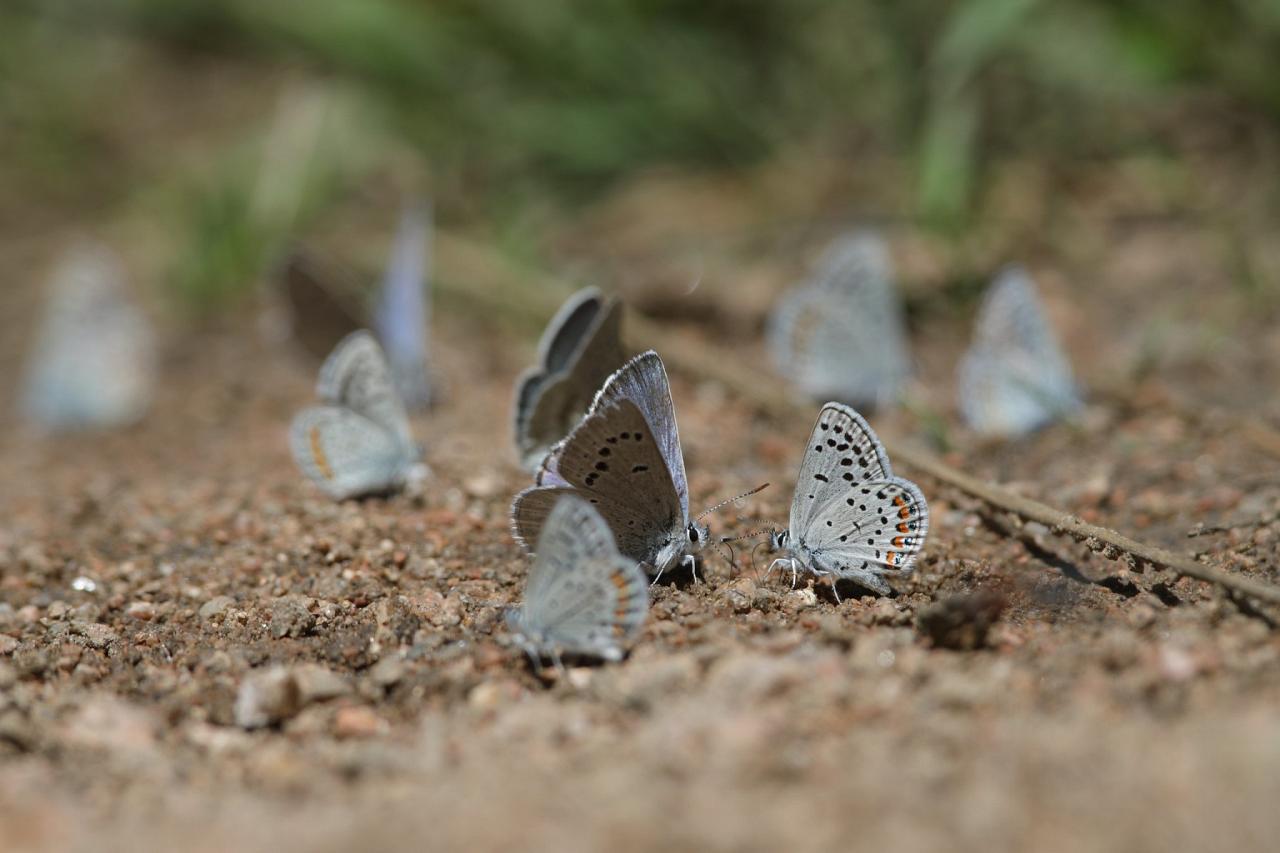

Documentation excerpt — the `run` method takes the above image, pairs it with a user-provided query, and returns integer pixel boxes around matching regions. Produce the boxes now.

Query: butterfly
[957,266,1082,437]
[768,232,910,408]
[512,350,713,582]
[278,249,366,362]
[507,494,649,670]
[289,330,424,499]
[21,242,155,431]
[762,402,929,600]
[512,287,626,470]
[374,200,434,411]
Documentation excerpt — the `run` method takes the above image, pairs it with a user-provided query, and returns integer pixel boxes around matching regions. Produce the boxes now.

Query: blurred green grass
[2,0,1279,308]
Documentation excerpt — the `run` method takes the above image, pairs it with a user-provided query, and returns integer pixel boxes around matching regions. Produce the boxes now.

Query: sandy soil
[3,186,1280,853]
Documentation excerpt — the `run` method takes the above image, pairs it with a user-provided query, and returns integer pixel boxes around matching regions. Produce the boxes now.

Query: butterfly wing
[512,398,685,569]
[789,402,894,536]
[518,496,648,660]
[799,477,929,594]
[769,233,909,407]
[374,201,433,410]
[279,249,366,361]
[514,291,626,470]
[540,287,606,374]
[810,232,893,295]
[21,243,154,430]
[513,290,602,436]
[290,406,411,499]
[958,267,1081,436]
[587,351,689,519]
[316,330,413,448]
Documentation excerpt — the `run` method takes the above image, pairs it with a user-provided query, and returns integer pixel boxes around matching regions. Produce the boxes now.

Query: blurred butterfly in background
[20,242,155,431]
[507,494,649,670]
[763,402,929,600]
[512,287,626,470]
[513,350,716,582]
[374,200,434,410]
[279,200,434,410]
[278,249,365,362]
[768,231,910,409]
[957,266,1082,437]
[290,330,425,499]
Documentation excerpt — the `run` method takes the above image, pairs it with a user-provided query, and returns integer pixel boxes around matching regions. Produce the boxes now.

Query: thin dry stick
[434,234,1280,607]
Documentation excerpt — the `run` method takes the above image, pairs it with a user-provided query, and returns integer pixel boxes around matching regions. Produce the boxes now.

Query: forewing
[589,351,688,518]
[800,476,929,593]
[768,281,908,406]
[374,201,432,410]
[21,244,154,430]
[279,250,366,360]
[289,407,410,499]
[790,403,894,536]
[959,268,1081,436]
[810,232,892,295]
[515,296,625,470]
[317,330,413,446]
[511,399,684,567]
[539,288,604,374]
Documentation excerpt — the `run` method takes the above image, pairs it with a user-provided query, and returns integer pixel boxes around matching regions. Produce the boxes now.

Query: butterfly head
[687,521,711,554]
[505,607,544,660]
[767,528,790,552]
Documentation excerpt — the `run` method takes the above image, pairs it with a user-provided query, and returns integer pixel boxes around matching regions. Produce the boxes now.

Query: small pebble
[234,667,301,729]
[333,706,385,739]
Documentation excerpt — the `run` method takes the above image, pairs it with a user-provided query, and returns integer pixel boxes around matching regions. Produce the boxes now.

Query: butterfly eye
[687,525,701,544]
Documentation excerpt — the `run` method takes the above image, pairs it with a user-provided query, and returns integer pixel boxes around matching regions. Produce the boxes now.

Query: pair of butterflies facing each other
[771,232,1081,437]
[508,393,932,666]
[290,330,426,500]
[21,241,156,431]
[282,201,435,411]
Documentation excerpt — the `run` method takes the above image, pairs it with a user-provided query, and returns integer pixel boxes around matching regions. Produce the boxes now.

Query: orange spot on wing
[609,571,630,591]
[898,522,910,533]
[309,426,335,480]
[893,536,905,548]
[886,552,897,566]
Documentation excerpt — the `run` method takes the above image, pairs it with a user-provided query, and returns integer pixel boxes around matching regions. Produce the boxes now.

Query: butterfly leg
[760,558,786,584]
[646,562,665,587]
[550,648,568,681]
[681,553,701,584]
[789,558,800,590]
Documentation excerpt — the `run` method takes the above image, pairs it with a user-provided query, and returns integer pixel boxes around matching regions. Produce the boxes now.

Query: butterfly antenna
[714,537,737,572]
[719,526,776,545]
[749,540,771,582]
[695,482,770,524]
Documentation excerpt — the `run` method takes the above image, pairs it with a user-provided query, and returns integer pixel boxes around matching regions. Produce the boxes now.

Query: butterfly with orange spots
[761,402,929,601]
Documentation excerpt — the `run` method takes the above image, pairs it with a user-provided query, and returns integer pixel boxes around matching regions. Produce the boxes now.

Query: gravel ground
[2,213,1280,853]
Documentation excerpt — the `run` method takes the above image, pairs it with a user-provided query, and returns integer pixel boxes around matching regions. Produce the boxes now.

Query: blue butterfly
[21,242,155,431]
[768,232,910,408]
[958,267,1082,437]
[374,200,434,410]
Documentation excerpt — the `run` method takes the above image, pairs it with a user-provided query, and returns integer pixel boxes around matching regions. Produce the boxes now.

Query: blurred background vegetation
[2,0,1279,314]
